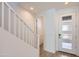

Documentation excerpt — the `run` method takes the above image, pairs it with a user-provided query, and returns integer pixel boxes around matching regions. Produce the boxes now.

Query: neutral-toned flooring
[40,44,78,57]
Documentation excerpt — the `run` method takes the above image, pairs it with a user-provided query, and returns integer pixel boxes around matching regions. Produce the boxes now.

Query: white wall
[38,9,57,53]
[8,2,35,32]
[37,16,45,45]
[16,7,35,32]
[0,28,38,57]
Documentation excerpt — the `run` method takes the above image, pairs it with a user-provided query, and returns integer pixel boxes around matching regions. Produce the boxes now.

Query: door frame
[57,12,76,54]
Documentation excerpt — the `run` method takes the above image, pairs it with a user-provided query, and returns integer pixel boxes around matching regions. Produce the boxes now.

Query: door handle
[58,34,61,39]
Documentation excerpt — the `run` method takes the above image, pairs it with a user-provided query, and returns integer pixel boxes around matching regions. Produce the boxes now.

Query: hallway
[40,44,77,57]
[0,2,79,57]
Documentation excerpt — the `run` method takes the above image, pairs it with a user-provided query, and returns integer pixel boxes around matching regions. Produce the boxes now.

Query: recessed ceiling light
[30,7,34,10]
[65,2,69,5]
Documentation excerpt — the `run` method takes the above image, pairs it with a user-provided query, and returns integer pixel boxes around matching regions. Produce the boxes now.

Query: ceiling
[17,2,79,15]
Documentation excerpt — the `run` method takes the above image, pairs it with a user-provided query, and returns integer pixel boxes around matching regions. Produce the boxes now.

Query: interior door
[58,13,76,54]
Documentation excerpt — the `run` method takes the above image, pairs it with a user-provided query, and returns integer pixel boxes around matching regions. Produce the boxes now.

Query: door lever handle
[58,34,61,39]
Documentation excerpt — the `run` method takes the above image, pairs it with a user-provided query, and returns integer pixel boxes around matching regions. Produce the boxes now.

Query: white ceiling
[17,2,79,15]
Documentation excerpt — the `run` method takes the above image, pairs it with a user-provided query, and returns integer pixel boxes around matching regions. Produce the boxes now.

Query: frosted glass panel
[62,25,69,31]
[62,34,69,39]
[62,42,72,49]
[62,34,72,40]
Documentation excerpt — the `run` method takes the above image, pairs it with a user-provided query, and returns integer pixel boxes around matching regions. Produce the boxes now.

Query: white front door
[58,13,76,54]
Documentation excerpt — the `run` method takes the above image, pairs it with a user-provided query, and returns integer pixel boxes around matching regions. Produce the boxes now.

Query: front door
[58,13,76,54]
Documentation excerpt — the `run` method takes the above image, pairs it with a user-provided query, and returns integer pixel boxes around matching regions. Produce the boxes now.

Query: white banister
[2,2,4,29]
[0,2,38,49]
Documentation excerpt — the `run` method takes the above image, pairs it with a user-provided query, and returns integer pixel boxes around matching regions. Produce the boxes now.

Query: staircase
[0,2,39,56]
